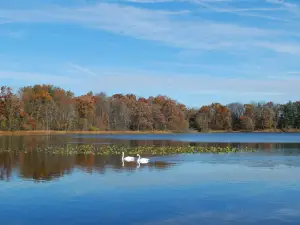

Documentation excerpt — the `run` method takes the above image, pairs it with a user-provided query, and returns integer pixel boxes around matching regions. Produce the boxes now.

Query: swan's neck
[122,152,124,160]
[138,155,141,161]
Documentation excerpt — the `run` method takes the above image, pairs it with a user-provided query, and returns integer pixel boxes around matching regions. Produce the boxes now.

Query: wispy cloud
[0,70,81,87]
[68,65,300,99]
[186,0,300,22]
[1,0,300,105]
[288,71,300,75]
[126,0,175,3]
[0,30,25,39]
[125,0,235,3]
[193,0,283,12]
[0,2,300,55]
[1,65,300,105]
[266,0,300,11]
[68,63,97,77]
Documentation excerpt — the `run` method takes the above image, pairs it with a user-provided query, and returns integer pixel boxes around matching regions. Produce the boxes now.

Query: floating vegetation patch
[0,144,256,156]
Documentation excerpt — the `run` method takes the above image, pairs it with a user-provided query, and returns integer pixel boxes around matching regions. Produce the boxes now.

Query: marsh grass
[0,144,256,156]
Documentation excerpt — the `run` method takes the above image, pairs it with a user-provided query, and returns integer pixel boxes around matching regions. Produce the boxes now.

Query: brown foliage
[1,84,299,132]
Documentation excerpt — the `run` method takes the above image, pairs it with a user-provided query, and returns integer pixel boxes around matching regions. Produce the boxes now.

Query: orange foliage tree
[1,84,299,132]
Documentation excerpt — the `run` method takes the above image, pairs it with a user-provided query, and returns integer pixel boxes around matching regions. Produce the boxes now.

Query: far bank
[0,129,299,136]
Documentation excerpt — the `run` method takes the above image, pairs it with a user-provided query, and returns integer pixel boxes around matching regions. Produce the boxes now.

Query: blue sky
[1,0,300,107]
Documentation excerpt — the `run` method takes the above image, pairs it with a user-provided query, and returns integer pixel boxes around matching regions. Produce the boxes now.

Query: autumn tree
[195,103,232,131]
[187,108,197,130]
[0,86,22,130]
[153,96,188,132]
[210,103,232,130]
[0,83,300,132]
[130,99,153,130]
[240,116,255,131]
[240,104,257,130]
[50,88,75,130]
[260,103,276,129]
[109,95,131,130]
[75,92,96,130]
[19,85,56,130]
[19,85,76,130]
[195,106,211,131]
[94,93,110,130]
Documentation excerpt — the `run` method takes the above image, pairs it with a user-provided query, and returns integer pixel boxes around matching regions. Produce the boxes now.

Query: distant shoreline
[0,129,299,136]
[0,130,172,136]
[206,129,300,133]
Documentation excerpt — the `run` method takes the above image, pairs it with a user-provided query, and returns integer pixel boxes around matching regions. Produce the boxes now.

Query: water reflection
[1,133,300,182]
[1,134,300,225]
[1,134,300,152]
[0,151,174,181]
[74,133,300,143]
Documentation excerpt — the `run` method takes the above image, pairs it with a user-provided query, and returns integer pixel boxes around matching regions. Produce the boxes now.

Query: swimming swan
[122,152,135,162]
[137,154,150,164]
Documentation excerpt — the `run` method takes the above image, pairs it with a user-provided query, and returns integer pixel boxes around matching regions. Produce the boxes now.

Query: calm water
[1,133,300,225]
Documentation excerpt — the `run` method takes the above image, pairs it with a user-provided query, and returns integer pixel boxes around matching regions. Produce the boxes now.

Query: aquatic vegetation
[0,144,256,156]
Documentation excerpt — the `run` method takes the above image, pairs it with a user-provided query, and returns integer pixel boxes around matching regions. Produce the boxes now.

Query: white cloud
[0,2,300,54]
[68,63,97,77]
[254,41,300,55]
[125,0,233,3]
[0,30,25,39]
[126,0,175,2]
[266,0,299,9]
[0,70,82,89]
[288,71,300,75]
[2,66,300,104]
[265,0,300,19]
[61,64,300,103]
[1,0,300,105]
[189,0,300,22]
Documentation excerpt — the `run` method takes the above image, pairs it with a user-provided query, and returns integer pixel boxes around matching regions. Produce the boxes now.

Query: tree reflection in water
[1,134,300,181]
[0,151,174,182]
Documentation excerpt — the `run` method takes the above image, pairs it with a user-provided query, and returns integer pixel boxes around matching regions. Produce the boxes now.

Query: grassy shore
[0,129,299,136]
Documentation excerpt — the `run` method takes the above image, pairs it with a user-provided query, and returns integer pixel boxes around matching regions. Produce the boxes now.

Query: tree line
[0,85,299,132]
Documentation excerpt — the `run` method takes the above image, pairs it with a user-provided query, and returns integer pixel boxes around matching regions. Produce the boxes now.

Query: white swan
[137,154,150,164]
[122,152,135,162]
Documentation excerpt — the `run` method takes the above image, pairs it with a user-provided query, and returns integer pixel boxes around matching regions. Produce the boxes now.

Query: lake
[1,133,300,225]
